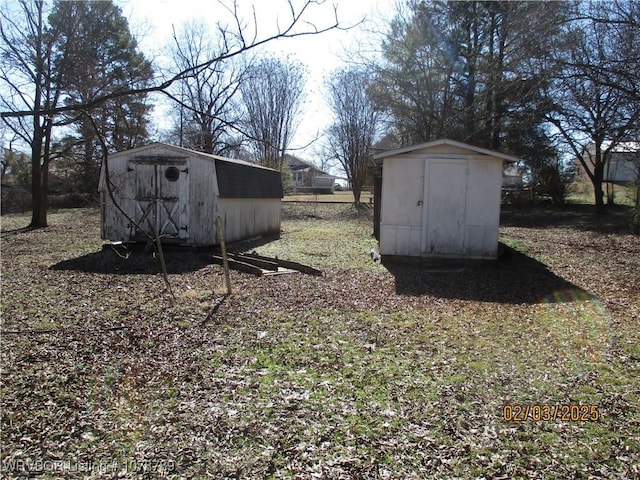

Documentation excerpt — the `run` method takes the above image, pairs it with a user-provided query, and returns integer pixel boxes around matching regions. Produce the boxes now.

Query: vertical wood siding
[99,144,282,246]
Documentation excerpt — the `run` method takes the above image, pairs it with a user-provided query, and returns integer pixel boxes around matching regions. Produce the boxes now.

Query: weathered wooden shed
[98,143,282,246]
[373,139,519,260]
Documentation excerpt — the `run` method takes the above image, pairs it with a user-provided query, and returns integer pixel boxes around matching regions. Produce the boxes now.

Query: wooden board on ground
[229,253,278,272]
[209,253,322,277]
[210,255,264,276]
[243,252,323,276]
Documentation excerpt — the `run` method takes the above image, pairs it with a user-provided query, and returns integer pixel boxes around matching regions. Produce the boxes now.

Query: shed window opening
[165,166,180,182]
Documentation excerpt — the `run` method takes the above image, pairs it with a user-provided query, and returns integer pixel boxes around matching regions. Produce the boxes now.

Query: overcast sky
[119,0,397,165]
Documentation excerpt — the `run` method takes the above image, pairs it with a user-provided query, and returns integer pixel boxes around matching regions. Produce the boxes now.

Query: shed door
[423,160,467,255]
[132,160,189,240]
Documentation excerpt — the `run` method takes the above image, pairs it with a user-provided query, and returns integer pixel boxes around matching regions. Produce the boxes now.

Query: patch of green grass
[498,232,530,254]
[565,183,635,207]
[250,210,379,270]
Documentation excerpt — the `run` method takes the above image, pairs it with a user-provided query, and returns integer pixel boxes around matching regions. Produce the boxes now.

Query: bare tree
[170,20,247,155]
[1,0,152,225]
[546,1,640,214]
[1,0,341,227]
[240,57,306,170]
[325,67,381,206]
[566,0,640,103]
[0,1,61,227]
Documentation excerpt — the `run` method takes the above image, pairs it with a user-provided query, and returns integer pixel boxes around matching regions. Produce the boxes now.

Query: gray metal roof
[108,142,283,199]
[215,158,283,198]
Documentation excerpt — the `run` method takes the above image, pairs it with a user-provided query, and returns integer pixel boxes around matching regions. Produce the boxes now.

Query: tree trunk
[352,186,362,206]
[351,155,366,207]
[82,120,97,193]
[462,8,479,144]
[29,120,48,228]
[593,162,607,214]
[30,172,48,227]
[606,182,615,206]
[30,160,44,228]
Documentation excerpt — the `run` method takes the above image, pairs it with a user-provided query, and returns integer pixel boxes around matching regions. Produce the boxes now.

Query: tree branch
[1,0,342,120]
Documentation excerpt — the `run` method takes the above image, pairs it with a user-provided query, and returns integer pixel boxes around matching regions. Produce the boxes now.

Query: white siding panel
[606,155,640,183]
[465,225,498,258]
[423,160,467,255]
[379,225,395,255]
[380,156,424,227]
[100,155,133,242]
[189,157,217,245]
[379,225,422,256]
[466,158,502,227]
[216,198,281,244]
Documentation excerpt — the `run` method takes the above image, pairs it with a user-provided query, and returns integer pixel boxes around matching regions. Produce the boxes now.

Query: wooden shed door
[423,160,467,255]
[132,160,189,240]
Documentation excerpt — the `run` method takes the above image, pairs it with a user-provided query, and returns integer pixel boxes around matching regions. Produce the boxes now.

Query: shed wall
[464,156,502,258]
[380,155,425,227]
[100,155,135,242]
[605,154,640,183]
[188,156,217,245]
[216,198,281,244]
[379,152,503,259]
[100,144,282,246]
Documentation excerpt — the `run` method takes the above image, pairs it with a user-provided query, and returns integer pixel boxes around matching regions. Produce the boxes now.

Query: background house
[572,141,640,204]
[373,139,519,260]
[575,141,640,184]
[502,163,524,188]
[602,142,640,184]
[99,143,282,246]
[285,154,336,194]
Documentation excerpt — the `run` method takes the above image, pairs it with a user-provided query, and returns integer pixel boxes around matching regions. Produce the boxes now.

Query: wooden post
[155,235,175,303]
[152,194,175,303]
[216,215,232,295]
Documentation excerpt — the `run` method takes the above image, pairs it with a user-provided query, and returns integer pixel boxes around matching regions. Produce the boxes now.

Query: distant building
[502,163,524,187]
[603,142,640,184]
[285,154,335,194]
[576,141,640,184]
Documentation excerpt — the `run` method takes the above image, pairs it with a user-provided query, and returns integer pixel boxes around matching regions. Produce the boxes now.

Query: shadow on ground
[50,244,217,274]
[50,234,283,275]
[383,245,596,304]
[500,203,632,233]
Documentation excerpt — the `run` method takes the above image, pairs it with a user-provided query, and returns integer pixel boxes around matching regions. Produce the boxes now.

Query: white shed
[98,143,282,246]
[373,139,519,260]
[604,142,640,184]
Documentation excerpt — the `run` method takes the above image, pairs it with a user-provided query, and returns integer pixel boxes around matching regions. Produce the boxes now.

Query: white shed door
[423,161,467,255]
[131,160,189,240]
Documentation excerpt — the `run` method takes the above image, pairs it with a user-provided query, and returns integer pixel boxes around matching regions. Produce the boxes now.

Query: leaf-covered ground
[1,203,638,479]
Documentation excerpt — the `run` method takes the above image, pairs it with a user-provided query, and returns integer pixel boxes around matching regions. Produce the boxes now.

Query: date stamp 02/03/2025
[503,404,600,422]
